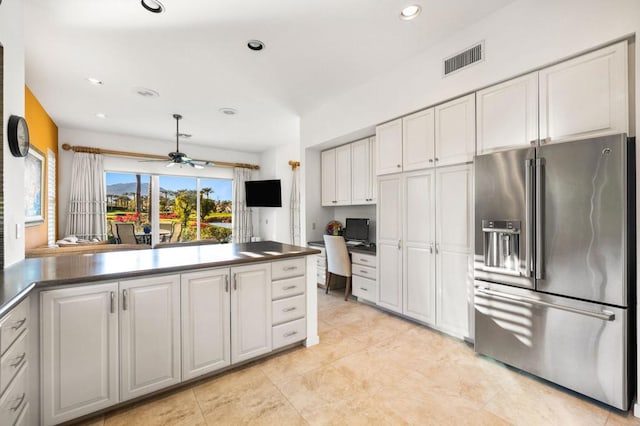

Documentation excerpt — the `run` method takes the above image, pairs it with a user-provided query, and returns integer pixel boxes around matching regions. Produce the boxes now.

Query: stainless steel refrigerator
[473,134,635,410]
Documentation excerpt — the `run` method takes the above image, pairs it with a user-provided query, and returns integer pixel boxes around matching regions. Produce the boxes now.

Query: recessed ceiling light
[400,5,421,20]
[95,113,107,119]
[219,107,238,116]
[247,40,265,51]
[87,77,103,85]
[133,87,160,98]
[141,0,165,13]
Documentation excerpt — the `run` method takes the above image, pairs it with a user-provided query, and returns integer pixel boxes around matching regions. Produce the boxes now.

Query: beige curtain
[65,152,107,240]
[289,167,300,245]
[232,167,253,243]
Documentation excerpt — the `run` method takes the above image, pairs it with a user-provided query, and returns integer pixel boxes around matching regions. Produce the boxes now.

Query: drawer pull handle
[122,289,128,311]
[225,275,229,293]
[283,285,298,290]
[110,291,116,314]
[282,307,297,312]
[359,259,368,263]
[283,331,298,337]
[360,270,368,274]
[360,287,368,291]
[11,318,26,331]
[10,392,26,412]
[283,266,298,271]
[10,352,26,368]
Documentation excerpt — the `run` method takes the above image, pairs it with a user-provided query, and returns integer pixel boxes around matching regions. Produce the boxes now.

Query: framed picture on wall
[25,146,45,225]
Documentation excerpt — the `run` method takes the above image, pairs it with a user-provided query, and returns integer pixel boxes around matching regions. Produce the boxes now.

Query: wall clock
[8,115,30,157]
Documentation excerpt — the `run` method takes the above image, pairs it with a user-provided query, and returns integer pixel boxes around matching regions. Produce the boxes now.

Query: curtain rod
[61,143,260,170]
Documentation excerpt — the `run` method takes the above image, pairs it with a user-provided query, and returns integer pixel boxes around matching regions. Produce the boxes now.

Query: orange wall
[24,86,58,249]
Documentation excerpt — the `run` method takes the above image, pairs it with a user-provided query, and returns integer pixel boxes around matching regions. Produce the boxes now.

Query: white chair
[323,235,352,301]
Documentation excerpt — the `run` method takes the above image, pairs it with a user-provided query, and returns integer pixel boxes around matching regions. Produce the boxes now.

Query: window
[47,149,57,246]
[106,172,232,245]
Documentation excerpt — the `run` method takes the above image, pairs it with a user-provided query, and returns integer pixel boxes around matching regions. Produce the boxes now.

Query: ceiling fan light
[166,162,176,168]
[193,164,204,169]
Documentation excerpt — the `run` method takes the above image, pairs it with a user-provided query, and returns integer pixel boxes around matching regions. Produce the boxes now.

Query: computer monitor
[344,218,369,242]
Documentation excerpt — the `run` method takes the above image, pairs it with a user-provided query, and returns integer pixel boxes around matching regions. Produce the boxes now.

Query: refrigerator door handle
[525,159,533,277]
[475,288,615,321]
[535,158,544,280]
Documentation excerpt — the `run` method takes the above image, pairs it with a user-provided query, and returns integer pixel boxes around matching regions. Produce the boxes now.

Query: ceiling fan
[142,114,211,169]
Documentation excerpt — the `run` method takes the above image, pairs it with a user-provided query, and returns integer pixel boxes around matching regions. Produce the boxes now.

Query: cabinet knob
[396,164,401,168]
[540,137,550,145]
[530,139,537,145]
[435,157,439,162]
[429,159,433,163]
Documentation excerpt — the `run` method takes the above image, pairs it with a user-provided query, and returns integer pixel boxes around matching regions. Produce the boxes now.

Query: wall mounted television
[245,179,282,207]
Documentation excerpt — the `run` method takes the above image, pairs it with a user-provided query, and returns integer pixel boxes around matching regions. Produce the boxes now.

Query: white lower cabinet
[41,283,118,426]
[120,275,181,401]
[181,268,231,381]
[231,263,272,363]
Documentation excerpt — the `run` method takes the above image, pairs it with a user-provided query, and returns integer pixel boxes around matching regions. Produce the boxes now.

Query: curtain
[232,167,253,243]
[289,166,301,245]
[65,152,107,240]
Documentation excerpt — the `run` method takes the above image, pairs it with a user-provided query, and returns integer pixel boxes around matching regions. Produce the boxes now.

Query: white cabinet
[403,170,436,324]
[352,252,377,303]
[376,119,403,175]
[181,268,231,381]
[120,275,181,401]
[377,166,472,338]
[435,93,476,166]
[476,72,539,154]
[321,145,352,206]
[540,41,628,144]
[435,164,473,339]
[403,108,435,171]
[376,174,403,312]
[41,284,118,425]
[231,263,272,363]
[351,137,376,204]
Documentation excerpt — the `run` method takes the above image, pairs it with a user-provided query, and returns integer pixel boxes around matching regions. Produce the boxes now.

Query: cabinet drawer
[352,264,376,280]
[353,275,377,303]
[0,364,27,426]
[0,298,29,356]
[0,331,27,396]
[351,253,376,268]
[272,276,305,300]
[272,295,306,325]
[272,258,305,280]
[272,318,306,349]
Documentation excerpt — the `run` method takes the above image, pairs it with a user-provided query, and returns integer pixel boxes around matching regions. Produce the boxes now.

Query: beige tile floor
[79,289,640,426]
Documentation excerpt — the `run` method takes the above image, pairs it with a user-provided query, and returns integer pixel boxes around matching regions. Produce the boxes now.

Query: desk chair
[115,223,138,245]
[323,235,352,301]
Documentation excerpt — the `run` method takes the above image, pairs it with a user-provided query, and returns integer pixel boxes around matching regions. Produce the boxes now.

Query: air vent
[443,42,484,76]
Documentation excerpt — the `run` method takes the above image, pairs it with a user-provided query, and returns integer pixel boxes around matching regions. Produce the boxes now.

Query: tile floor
[79,289,640,425]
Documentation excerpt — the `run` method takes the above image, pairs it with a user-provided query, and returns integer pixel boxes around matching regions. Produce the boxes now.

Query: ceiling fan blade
[138,158,171,163]
[166,162,177,168]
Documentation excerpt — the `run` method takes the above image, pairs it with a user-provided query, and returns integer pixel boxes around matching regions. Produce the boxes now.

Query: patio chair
[115,223,138,245]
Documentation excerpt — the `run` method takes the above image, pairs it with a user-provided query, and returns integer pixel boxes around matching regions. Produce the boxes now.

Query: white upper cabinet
[334,144,352,205]
[477,72,539,154]
[376,119,403,175]
[321,149,337,206]
[539,40,628,143]
[351,138,373,204]
[435,93,476,166]
[403,108,436,171]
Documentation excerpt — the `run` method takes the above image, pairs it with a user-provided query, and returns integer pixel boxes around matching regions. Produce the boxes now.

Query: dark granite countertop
[0,241,320,318]
[307,240,377,255]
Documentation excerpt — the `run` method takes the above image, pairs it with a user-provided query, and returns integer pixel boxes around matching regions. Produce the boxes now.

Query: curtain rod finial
[62,143,72,151]
[288,160,300,170]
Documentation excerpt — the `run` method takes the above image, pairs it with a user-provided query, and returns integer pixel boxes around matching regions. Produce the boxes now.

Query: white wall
[258,139,300,243]
[1,0,26,266]
[58,127,260,237]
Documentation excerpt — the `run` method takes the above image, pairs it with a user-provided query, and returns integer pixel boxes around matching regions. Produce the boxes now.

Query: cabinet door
[181,268,231,381]
[403,170,436,324]
[477,72,538,154]
[377,174,403,313]
[369,137,377,203]
[540,41,628,143]
[403,108,435,171]
[335,144,352,205]
[435,165,473,339]
[351,139,371,205]
[376,119,403,175]
[120,274,181,401]
[231,263,272,363]
[321,149,336,206]
[435,94,476,166]
[41,283,119,426]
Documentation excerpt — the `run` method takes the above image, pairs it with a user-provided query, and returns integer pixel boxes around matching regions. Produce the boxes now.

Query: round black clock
[7,115,30,157]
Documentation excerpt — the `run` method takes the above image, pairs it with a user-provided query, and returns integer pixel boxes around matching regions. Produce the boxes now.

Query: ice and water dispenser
[482,220,521,274]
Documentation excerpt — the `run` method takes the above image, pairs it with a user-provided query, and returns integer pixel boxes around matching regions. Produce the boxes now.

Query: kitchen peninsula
[0,241,320,426]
